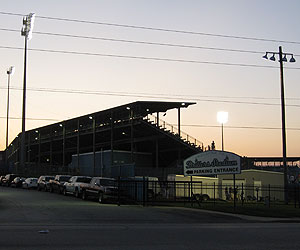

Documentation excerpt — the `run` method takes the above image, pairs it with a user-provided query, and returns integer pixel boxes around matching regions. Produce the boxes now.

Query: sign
[184,150,241,176]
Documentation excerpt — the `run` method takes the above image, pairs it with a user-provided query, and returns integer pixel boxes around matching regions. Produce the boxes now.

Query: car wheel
[63,188,67,196]
[75,188,80,198]
[202,194,209,201]
[50,186,53,193]
[82,190,87,200]
[98,192,104,203]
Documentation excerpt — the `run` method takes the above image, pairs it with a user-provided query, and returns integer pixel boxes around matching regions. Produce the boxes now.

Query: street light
[20,13,35,171]
[217,111,228,151]
[263,46,296,204]
[6,66,15,150]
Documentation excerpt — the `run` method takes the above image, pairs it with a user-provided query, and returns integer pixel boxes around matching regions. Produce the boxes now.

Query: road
[0,186,300,250]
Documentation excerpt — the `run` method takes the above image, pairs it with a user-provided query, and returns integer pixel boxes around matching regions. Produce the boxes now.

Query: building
[5,101,203,179]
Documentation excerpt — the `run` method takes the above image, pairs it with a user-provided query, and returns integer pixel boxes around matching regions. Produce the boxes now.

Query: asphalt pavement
[1,186,300,250]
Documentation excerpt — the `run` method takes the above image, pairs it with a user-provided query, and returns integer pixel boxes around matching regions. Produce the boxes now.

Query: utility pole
[263,46,296,204]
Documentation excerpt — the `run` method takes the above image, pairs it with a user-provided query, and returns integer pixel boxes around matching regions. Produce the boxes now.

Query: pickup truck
[63,176,92,197]
[80,177,118,203]
[49,175,71,194]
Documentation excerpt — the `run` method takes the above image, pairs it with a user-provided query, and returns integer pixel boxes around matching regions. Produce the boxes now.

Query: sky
[0,1,299,157]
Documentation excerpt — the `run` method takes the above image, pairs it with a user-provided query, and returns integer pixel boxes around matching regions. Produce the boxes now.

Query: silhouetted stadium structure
[5,101,204,179]
[3,101,300,181]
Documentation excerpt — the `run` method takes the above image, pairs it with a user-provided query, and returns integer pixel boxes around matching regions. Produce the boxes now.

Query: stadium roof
[26,101,196,133]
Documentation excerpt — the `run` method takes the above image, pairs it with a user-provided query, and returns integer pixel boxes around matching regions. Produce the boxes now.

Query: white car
[22,178,38,189]
[63,176,92,198]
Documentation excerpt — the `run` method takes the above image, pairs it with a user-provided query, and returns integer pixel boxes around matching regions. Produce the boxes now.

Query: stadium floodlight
[289,55,296,63]
[217,111,228,151]
[21,13,35,40]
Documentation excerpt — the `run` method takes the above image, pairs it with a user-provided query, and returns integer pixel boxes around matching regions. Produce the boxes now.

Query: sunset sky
[0,1,299,157]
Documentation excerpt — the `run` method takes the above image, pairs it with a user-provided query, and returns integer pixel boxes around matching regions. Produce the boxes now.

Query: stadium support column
[130,109,134,163]
[62,123,65,168]
[92,116,96,176]
[50,129,53,172]
[178,107,181,137]
[156,139,159,168]
[178,107,181,163]
[110,112,114,171]
[38,130,41,169]
[27,132,30,163]
[77,119,80,172]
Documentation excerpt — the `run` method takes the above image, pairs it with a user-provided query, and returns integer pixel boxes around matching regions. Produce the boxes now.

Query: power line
[1,85,300,108]
[2,28,300,57]
[2,45,300,70]
[1,11,300,45]
[0,28,267,55]
[0,116,59,121]
[179,124,300,131]
[3,85,300,101]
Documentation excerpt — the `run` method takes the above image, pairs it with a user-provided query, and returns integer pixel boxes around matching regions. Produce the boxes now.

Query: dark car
[0,176,6,186]
[2,174,18,187]
[49,175,71,194]
[37,175,55,191]
[11,177,26,188]
[80,177,118,203]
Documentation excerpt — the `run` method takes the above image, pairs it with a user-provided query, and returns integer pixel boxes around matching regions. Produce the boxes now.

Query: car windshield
[45,177,54,181]
[77,177,91,183]
[100,179,115,187]
[59,176,70,182]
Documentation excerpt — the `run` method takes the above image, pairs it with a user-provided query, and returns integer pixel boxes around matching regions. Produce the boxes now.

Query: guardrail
[145,114,203,149]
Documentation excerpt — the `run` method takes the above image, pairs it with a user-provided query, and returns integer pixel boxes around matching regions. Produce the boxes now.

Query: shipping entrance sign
[184,150,241,176]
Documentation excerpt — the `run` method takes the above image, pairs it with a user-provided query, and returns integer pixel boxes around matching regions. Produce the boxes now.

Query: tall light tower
[217,111,228,151]
[263,46,296,204]
[20,13,35,171]
[6,66,15,165]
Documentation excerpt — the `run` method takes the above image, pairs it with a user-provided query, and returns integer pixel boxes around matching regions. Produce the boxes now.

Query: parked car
[80,177,118,203]
[49,175,71,194]
[2,174,18,187]
[63,176,92,197]
[37,175,55,191]
[0,175,6,186]
[11,177,26,188]
[22,178,38,189]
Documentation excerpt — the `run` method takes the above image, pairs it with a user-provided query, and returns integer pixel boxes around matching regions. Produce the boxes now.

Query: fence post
[184,182,186,206]
[117,176,121,206]
[143,176,146,207]
[268,184,271,208]
[298,185,300,209]
[295,186,297,208]
[173,181,176,202]
[241,183,244,206]
[213,182,215,207]
[190,176,193,207]
[233,174,236,211]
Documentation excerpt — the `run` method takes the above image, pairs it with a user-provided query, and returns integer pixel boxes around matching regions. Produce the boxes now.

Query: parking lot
[1,186,300,250]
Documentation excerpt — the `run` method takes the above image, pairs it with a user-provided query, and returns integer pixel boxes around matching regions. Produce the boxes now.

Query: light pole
[263,46,296,204]
[6,66,15,150]
[217,111,228,151]
[20,13,35,171]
